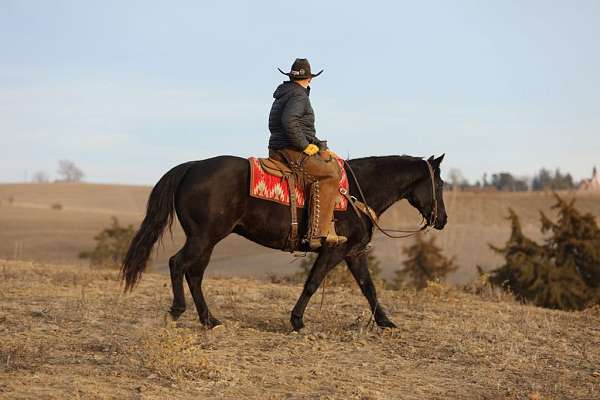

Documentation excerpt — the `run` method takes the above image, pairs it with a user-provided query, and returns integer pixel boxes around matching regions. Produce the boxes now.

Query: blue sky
[1,0,599,184]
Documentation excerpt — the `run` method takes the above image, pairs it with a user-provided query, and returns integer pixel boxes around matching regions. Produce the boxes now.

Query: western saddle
[258,156,377,253]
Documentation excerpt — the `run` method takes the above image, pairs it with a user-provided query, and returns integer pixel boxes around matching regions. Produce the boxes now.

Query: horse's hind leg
[345,253,396,328]
[168,251,187,320]
[181,237,221,328]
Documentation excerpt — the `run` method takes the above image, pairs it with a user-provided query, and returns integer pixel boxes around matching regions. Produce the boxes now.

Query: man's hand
[303,144,319,156]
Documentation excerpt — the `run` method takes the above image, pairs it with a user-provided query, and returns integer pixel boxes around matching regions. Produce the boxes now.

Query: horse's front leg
[290,250,343,331]
[345,253,396,328]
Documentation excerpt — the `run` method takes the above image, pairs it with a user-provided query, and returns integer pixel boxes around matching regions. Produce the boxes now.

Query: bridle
[424,160,439,229]
[342,158,440,239]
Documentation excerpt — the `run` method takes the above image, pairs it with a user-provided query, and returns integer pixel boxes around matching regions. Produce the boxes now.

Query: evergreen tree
[488,195,600,310]
[80,217,136,268]
[540,196,600,287]
[393,233,458,290]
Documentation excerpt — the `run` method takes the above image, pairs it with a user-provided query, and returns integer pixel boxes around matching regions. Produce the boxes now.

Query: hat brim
[278,68,323,78]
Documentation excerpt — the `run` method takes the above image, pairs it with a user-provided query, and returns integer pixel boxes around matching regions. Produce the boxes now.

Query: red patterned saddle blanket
[248,157,349,211]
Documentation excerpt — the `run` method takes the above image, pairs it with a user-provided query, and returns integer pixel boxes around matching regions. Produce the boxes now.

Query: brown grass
[1,259,599,399]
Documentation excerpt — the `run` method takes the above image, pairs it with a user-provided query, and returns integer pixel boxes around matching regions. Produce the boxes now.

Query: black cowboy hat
[278,58,323,79]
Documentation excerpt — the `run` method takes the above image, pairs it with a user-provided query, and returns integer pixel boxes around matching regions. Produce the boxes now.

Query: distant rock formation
[579,167,600,191]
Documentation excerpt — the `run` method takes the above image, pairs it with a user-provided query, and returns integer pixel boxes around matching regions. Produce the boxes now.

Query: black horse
[122,154,447,331]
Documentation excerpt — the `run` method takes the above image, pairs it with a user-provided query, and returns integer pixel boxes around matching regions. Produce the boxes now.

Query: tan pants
[269,148,342,238]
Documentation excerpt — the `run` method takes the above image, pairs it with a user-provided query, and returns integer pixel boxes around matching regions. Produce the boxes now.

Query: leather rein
[341,158,439,239]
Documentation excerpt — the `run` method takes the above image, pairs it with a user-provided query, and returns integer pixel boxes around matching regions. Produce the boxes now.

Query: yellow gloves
[302,145,339,159]
[303,144,319,156]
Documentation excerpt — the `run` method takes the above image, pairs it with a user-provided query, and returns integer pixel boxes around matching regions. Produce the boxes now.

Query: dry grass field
[1,183,599,284]
[1,259,599,399]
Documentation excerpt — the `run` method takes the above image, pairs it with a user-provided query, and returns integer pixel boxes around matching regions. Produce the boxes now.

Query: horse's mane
[348,155,424,164]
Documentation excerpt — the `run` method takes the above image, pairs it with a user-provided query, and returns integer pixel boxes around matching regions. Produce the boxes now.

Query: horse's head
[406,154,447,230]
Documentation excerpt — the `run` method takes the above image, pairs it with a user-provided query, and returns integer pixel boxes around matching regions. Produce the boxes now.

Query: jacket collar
[290,81,310,96]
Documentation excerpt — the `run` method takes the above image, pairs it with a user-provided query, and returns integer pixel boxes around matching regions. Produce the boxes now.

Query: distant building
[579,167,600,191]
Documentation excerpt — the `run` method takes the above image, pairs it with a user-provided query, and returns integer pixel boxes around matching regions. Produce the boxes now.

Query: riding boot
[307,176,348,250]
[308,223,348,250]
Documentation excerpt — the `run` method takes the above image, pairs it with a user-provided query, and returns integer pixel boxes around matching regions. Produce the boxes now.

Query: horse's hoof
[169,307,186,320]
[376,319,397,329]
[291,316,305,332]
[204,317,222,329]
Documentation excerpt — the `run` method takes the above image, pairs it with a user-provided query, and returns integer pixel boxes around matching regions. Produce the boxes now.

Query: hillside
[0,182,284,278]
[1,183,600,283]
[1,260,598,399]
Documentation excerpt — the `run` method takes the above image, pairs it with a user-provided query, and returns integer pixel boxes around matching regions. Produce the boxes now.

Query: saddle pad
[248,156,349,211]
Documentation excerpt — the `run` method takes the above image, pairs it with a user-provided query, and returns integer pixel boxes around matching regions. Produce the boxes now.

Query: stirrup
[324,233,348,247]
[308,237,324,250]
[325,221,347,247]
[307,234,347,250]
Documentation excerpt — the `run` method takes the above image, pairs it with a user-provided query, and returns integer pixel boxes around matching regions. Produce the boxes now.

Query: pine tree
[79,217,136,268]
[541,196,600,288]
[488,195,600,310]
[393,233,458,290]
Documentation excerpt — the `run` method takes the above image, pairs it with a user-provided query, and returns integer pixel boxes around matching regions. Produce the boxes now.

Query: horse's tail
[121,162,195,291]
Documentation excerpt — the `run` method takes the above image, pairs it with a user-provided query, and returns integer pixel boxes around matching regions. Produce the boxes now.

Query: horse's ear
[432,154,445,168]
[427,155,434,162]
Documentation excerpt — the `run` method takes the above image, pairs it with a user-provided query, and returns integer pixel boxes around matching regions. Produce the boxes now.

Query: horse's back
[175,155,250,235]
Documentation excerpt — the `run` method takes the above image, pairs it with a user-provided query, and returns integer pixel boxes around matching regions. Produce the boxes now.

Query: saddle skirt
[248,156,349,211]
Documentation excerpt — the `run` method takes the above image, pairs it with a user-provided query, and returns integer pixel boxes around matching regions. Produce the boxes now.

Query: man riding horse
[120,57,448,331]
[268,58,347,250]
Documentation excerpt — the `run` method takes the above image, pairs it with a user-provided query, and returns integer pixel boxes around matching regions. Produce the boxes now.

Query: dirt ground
[1,260,599,399]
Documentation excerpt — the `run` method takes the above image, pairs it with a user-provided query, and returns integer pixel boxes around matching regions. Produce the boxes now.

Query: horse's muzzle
[434,214,447,230]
